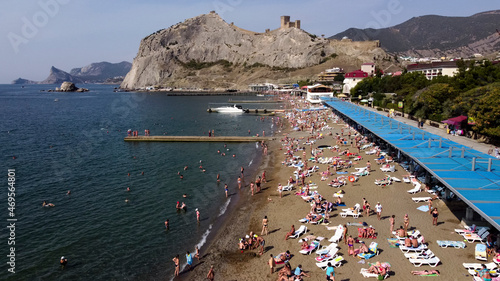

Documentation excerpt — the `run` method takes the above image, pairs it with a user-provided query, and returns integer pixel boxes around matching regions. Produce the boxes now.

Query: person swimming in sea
[42,201,55,207]
[60,256,68,268]
[176,201,186,211]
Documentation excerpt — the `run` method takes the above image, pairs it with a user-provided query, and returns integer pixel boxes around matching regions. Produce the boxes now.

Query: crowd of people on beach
[163,94,499,280]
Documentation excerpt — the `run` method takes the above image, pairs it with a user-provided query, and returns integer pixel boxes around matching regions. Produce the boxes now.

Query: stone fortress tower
[280,16,301,29]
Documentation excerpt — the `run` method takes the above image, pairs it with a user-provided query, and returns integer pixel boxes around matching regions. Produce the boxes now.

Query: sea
[0,84,279,280]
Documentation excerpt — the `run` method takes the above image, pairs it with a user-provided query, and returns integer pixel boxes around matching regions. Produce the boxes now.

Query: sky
[1,0,499,84]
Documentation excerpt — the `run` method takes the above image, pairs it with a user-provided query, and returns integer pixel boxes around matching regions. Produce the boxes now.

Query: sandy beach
[179,98,486,281]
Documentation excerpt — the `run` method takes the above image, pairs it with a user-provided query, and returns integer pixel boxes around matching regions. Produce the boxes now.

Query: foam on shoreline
[175,121,278,280]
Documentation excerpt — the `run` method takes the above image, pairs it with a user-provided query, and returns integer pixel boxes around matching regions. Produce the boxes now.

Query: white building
[306,84,333,104]
[406,61,459,80]
[342,70,369,94]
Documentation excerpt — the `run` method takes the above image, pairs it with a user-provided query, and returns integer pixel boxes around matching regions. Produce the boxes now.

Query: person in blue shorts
[326,262,335,280]
[186,251,193,271]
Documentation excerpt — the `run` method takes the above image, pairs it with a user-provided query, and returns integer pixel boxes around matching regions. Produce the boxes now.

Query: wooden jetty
[124,136,274,142]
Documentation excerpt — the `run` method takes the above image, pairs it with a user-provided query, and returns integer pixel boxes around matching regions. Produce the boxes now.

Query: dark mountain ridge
[330,10,500,57]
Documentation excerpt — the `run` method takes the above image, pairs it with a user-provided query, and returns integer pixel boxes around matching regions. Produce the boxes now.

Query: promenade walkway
[323,98,500,231]
[361,104,493,155]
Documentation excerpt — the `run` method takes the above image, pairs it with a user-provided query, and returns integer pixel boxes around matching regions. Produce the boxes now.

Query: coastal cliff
[121,12,387,90]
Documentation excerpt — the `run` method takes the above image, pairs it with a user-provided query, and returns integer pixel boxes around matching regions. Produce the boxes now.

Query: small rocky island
[52,82,89,92]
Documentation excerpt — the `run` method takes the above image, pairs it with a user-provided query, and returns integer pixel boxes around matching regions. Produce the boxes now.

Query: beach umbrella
[442,115,467,126]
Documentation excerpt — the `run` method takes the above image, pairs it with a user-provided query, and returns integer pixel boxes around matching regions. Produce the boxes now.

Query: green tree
[454,82,500,138]
[412,83,455,121]
[334,73,345,82]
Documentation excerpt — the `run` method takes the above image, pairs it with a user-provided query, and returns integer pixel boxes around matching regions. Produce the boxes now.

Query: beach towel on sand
[336,171,348,174]
[417,205,429,212]
[387,238,400,248]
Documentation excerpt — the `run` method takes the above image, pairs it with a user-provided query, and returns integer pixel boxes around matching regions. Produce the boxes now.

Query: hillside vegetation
[330,10,500,58]
[352,60,500,140]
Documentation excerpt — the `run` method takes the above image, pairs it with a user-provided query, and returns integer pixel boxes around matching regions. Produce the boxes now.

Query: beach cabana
[442,115,467,129]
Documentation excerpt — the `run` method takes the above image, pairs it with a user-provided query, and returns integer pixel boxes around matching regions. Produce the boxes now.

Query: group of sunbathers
[404,236,421,248]
[238,232,265,255]
[358,226,376,239]
[278,261,310,281]
[328,176,347,187]
[367,261,390,275]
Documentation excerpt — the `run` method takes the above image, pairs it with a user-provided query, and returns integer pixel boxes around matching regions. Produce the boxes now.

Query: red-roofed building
[343,70,369,94]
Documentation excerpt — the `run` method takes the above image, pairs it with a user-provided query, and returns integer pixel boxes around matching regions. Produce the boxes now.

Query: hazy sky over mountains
[1,0,498,83]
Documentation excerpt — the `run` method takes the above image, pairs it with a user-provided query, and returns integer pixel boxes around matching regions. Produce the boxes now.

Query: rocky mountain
[12,78,38,85]
[70,61,132,82]
[12,61,131,84]
[121,12,386,90]
[330,10,500,58]
[40,66,84,84]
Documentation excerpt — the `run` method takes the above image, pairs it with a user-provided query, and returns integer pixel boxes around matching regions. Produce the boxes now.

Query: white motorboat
[212,105,244,113]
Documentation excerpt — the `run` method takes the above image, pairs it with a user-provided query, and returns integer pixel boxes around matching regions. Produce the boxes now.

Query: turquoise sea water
[0,84,276,280]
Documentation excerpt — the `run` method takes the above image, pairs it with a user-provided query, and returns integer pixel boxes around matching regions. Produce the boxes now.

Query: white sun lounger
[462,229,489,243]
[391,177,401,182]
[341,203,360,212]
[281,184,293,191]
[403,176,411,183]
[340,209,360,218]
[407,184,421,194]
[468,269,499,277]
[289,225,307,239]
[328,225,344,243]
[316,243,338,256]
[463,262,498,270]
[412,197,432,203]
[454,224,490,234]
[399,244,428,253]
[360,144,373,150]
[409,256,440,267]
[316,255,344,269]
[315,248,339,262]
[437,240,466,249]
[299,240,320,255]
[360,268,389,279]
[380,165,396,173]
[404,249,435,259]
